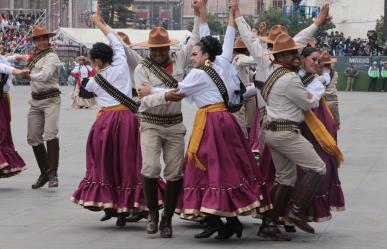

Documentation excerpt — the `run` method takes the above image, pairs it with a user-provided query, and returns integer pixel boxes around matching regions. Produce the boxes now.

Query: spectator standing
[368,61,380,92]
[344,63,359,91]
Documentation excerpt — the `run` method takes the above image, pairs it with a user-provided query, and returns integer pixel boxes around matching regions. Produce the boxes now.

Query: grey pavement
[1,86,387,249]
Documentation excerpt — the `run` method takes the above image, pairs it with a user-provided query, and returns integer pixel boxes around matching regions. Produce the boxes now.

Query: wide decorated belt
[139,112,183,125]
[32,88,61,100]
[265,119,299,132]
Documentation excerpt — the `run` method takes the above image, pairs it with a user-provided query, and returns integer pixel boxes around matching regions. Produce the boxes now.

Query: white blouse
[153,25,242,109]
[0,55,16,93]
[72,64,92,79]
[85,32,131,108]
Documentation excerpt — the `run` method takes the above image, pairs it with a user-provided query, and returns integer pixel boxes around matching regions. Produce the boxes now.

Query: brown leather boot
[142,176,159,234]
[257,183,291,241]
[159,178,183,238]
[47,138,60,188]
[31,144,49,189]
[286,171,324,234]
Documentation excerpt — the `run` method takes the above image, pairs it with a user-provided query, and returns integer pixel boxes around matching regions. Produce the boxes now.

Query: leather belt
[32,88,61,100]
[265,120,299,132]
[139,112,183,125]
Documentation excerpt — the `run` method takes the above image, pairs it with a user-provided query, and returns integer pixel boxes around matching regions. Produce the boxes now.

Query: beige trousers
[265,129,326,187]
[27,97,61,146]
[232,96,257,138]
[140,122,186,181]
[326,99,340,127]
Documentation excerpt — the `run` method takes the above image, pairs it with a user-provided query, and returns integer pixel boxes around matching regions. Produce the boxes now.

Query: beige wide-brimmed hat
[321,51,337,64]
[117,32,131,46]
[135,27,179,48]
[260,25,288,44]
[234,37,246,49]
[29,25,56,40]
[270,33,306,54]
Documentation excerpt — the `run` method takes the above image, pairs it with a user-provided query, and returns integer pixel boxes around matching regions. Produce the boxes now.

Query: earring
[204,59,212,67]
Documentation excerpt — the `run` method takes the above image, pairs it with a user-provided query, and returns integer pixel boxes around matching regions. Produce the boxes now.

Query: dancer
[133,0,203,238]
[70,56,96,109]
[0,55,28,178]
[23,25,61,189]
[71,10,160,227]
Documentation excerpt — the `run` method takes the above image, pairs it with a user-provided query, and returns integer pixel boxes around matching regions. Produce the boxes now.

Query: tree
[98,0,133,28]
[375,16,384,45]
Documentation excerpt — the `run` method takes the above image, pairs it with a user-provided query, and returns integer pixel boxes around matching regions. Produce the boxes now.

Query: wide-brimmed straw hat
[234,37,246,49]
[136,27,179,48]
[270,33,306,54]
[117,31,131,46]
[260,25,288,44]
[29,25,56,40]
[321,51,337,64]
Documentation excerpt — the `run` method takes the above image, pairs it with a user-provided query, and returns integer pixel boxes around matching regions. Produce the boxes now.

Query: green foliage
[98,0,134,28]
[207,12,225,36]
[375,16,384,45]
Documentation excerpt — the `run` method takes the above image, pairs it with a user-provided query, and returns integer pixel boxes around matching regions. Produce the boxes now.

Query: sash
[94,74,139,113]
[141,57,178,88]
[301,73,315,87]
[26,48,56,70]
[198,65,245,113]
[261,67,291,102]
[260,67,291,122]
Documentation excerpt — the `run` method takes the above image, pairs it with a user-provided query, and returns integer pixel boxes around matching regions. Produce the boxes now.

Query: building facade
[304,0,384,38]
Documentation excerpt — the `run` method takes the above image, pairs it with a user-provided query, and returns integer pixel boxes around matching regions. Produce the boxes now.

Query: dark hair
[89,42,113,64]
[234,47,249,56]
[301,46,317,58]
[196,35,222,62]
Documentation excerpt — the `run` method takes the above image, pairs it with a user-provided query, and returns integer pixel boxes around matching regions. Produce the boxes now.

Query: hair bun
[201,36,222,57]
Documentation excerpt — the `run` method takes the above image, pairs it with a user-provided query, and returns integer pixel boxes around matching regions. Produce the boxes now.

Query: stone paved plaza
[1,86,387,249]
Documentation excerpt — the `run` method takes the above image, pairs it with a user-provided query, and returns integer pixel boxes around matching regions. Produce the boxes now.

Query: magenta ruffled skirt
[0,95,26,178]
[71,109,164,213]
[178,111,271,219]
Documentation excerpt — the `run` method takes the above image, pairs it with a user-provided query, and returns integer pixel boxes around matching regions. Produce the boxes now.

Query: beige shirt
[325,71,338,96]
[266,65,319,123]
[135,17,200,114]
[29,52,61,93]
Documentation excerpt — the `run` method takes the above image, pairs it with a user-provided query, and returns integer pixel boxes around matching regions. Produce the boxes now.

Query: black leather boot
[287,171,324,234]
[215,217,243,240]
[142,176,159,234]
[31,144,49,189]
[195,215,225,239]
[257,183,291,241]
[47,138,60,188]
[159,178,183,238]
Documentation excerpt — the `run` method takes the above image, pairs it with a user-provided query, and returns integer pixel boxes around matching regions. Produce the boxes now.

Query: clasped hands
[138,83,184,102]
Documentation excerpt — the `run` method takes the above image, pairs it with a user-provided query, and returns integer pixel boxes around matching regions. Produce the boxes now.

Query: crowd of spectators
[317,30,385,57]
[0,11,40,54]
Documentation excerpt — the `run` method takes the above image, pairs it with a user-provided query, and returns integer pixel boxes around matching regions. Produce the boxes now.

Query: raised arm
[220,11,236,61]
[93,9,126,67]
[233,2,265,60]
[294,4,330,45]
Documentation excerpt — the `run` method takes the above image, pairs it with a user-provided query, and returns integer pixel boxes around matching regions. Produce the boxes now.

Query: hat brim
[269,44,306,54]
[29,32,56,40]
[260,36,274,44]
[134,39,179,48]
[323,58,337,64]
[234,45,247,49]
